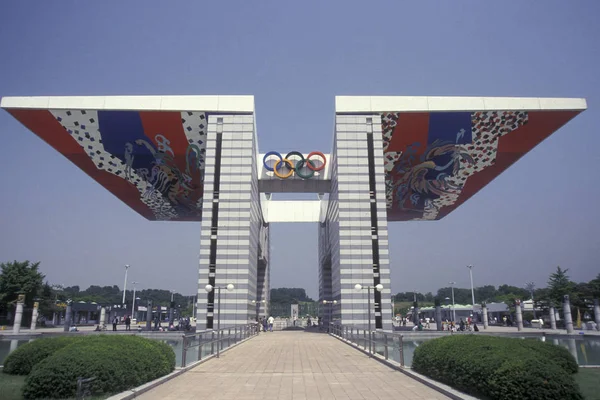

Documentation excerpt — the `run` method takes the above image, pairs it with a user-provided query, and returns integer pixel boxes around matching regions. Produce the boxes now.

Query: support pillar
[100,307,106,328]
[515,300,523,331]
[594,299,600,332]
[146,301,152,331]
[30,301,39,331]
[549,306,557,330]
[63,301,72,332]
[12,294,25,334]
[435,299,442,331]
[413,302,419,326]
[563,295,574,334]
[482,304,489,329]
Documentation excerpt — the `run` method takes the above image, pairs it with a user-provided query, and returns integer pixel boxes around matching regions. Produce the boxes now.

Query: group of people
[93,315,193,332]
[441,318,479,332]
[258,316,275,332]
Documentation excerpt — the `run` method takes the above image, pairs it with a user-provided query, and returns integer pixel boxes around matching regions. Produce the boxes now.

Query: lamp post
[467,265,475,309]
[191,295,197,321]
[449,282,456,322]
[204,283,235,358]
[131,281,138,321]
[525,281,536,319]
[354,283,384,356]
[122,265,130,305]
[169,290,175,323]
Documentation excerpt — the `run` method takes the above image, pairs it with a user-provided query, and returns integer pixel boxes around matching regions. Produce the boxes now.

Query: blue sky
[0,1,598,299]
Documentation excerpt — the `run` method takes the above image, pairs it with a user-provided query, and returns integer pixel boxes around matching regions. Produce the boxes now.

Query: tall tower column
[196,114,264,329]
[328,114,392,331]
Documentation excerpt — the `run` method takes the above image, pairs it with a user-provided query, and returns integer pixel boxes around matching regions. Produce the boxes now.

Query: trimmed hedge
[21,335,175,399]
[3,336,82,375]
[412,335,582,400]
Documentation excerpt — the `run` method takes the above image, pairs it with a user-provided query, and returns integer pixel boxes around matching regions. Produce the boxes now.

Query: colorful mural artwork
[7,109,208,221]
[381,110,583,221]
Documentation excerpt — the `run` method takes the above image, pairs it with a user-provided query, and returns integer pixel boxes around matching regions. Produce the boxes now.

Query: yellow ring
[273,159,294,178]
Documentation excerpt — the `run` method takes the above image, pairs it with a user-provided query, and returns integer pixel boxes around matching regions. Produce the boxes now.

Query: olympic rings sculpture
[263,151,326,179]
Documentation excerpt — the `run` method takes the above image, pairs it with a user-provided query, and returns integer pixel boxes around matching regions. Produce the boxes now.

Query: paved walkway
[137,331,449,400]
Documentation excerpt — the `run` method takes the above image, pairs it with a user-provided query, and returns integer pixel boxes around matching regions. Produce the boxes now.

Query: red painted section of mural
[139,111,189,174]
[387,113,429,155]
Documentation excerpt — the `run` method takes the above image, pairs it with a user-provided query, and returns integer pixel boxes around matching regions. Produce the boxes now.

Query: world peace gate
[0,95,586,331]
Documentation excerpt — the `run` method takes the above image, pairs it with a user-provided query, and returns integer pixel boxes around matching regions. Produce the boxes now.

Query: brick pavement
[137,331,449,400]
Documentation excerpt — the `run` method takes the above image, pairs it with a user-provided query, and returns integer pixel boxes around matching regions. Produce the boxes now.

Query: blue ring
[263,151,282,172]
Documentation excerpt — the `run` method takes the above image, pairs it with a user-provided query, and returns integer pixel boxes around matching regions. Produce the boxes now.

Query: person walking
[112,316,118,331]
[267,315,274,332]
[125,315,131,331]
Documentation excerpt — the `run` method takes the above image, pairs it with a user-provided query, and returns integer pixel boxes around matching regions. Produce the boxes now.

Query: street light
[131,281,139,321]
[354,283,383,356]
[122,265,130,305]
[205,283,235,358]
[449,282,456,322]
[525,281,537,319]
[467,265,476,309]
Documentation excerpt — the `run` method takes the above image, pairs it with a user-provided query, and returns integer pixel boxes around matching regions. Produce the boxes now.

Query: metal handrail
[180,323,259,367]
[328,322,405,367]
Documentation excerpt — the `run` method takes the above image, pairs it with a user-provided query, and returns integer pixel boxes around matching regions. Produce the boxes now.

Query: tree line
[1,260,598,324]
[0,261,196,323]
[395,267,600,312]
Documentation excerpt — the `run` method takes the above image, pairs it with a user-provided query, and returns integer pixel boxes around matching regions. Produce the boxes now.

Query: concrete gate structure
[1,95,586,332]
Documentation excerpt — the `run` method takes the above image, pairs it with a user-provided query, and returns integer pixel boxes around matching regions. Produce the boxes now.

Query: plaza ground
[137,331,449,400]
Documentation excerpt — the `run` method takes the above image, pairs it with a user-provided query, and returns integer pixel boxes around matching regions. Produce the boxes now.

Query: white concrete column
[63,302,72,332]
[563,295,574,334]
[100,307,106,327]
[549,306,557,330]
[482,305,489,329]
[30,301,39,331]
[435,304,442,331]
[515,300,523,331]
[12,295,25,334]
[594,299,600,332]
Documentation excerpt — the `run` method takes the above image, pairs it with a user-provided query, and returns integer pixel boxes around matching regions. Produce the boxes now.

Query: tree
[547,266,574,309]
[0,261,45,313]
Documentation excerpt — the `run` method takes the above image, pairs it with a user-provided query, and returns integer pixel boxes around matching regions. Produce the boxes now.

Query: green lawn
[576,368,600,400]
[0,372,26,400]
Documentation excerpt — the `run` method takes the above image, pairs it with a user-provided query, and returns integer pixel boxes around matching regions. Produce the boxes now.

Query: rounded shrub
[3,336,82,375]
[517,338,578,374]
[22,335,175,399]
[412,335,583,400]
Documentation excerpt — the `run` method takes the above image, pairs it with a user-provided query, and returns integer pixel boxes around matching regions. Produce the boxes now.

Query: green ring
[285,151,304,170]
[295,159,315,179]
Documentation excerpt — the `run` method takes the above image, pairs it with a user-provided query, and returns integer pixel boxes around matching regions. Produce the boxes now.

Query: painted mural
[9,109,208,221]
[381,110,581,221]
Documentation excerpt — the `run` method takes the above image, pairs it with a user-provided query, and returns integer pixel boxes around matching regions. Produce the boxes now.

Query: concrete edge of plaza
[328,332,479,400]
[104,331,259,400]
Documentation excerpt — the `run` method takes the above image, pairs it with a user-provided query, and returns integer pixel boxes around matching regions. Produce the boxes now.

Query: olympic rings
[262,151,326,179]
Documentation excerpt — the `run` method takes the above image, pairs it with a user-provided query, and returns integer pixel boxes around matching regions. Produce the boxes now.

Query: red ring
[306,151,326,171]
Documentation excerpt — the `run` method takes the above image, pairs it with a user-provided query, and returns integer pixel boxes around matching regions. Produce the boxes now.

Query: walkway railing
[180,323,259,367]
[328,323,405,366]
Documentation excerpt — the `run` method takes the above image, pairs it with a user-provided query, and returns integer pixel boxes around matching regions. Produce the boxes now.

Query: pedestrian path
[137,331,449,400]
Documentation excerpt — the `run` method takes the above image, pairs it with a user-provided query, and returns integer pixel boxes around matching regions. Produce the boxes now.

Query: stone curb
[105,333,259,400]
[329,333,478,400]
